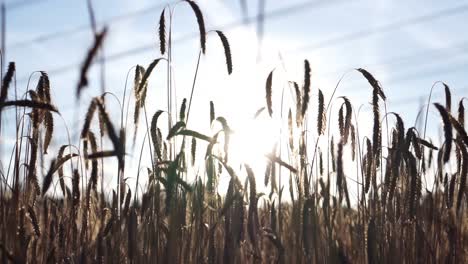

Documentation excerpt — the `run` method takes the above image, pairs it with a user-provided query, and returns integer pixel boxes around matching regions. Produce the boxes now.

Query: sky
[2,0,468,199]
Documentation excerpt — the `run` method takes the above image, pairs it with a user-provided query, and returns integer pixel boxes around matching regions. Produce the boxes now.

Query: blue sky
[6,0,468,124]
[2,0,468,197]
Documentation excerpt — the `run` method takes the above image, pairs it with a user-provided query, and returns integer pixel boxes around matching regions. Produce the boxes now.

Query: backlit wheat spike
[28,134,40,196]
[0,62,15,103]
[83,137,89,168]
[159,8,166,55]
[179,98,187,122]
[383,132,395,204]
[350,124,356,161]
[134,65,146,98]
[443,173,449,206]
[32,82,48,124]
[191,137,197,166]
[40,71,51,103]
[139,77,149,106]
[456,138,462,172]
[338,105,344,139]
[342,97,352,144]
[456,139,467,213]
[76,27,107,97]
[43,111,54,154]
[133,67,144,145]
[97,100,107,135]
[30,105,41,131]
[357,68,386,100]
[72,169,80,210]
[372,87,381,160]
[319,149,324,175]
[215,30,233,75]
[301,60,311,118]
[406,151,418,218]
[87,131,99,189]
[56,145,67,197]
[294,82,302,126]
[336,141,344,199]
[266,70,273,117]
[37,74,46,101]
[364,138,372,193]
[81,98,98,138]
[95,98,124,167]
[210,101,215,125]
[138,58,162,95]
[434,103,453,163]
[408,128,422,159]
[185,0,206,54]
[317,89,325,135]
[458,99,465,128]
[444,83,451,113]
[150,110,164,159]
[391,112,405,145]
[41,159,56,196]
[449,114,468,147]
[133,65,144,95]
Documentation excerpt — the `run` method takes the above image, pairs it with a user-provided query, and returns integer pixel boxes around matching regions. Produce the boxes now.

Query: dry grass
[0,2,467,264]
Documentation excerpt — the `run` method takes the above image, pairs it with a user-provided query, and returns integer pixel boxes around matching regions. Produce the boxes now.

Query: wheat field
[0,1,467,263]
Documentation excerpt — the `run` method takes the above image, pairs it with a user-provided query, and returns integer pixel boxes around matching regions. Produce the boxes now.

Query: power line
[10,0,345,49]
[16,0,349,81]
[293,2,468,52]
[313,49,468,101]
[10,1,468,115]
[9,1,175,49]
[17,0,466,82]
[315,40,468,79]
[4,0,50,10]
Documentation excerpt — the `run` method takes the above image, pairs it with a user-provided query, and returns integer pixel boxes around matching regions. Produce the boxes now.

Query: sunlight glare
[229,116,279,177]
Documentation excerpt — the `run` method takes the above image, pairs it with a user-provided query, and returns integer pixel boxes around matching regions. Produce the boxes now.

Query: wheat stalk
[434,103,453,163]
[301,60,311,118]
[215,30,232,75]
[159,8,166,55]
[185,0,206,54]
[265,70,273,117]
[76,28,107,97]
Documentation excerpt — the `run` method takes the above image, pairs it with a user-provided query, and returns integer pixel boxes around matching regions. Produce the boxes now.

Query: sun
[228,115,279,178]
